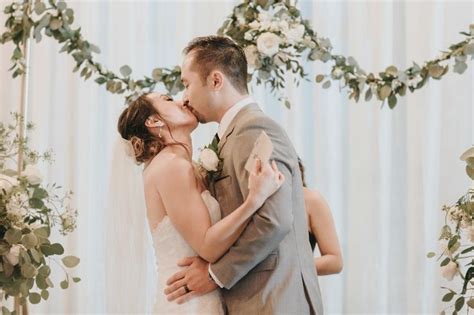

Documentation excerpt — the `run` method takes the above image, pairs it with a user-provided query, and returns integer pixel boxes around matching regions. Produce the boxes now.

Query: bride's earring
[154,120,165,138]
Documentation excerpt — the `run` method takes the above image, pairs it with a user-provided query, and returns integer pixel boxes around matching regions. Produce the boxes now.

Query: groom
[165,35,323,314]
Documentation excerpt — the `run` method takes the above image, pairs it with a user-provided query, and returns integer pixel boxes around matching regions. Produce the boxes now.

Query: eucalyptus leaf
[120,65,132,77]
[5,229,22,245]
[385,66,398,76]
[36,275,48,290]
[29,198,44,209]
[29,292,41,304]
[49,18,63,31]
[379,85,391,100]
[60,280,69,289]
[38,265,51,277]
[365,88,372,102]
[57,1,67,11]
[45,277,54,288]
[21,263,37,278]
[33,187,48,199]
[426,252,436,258]
[466,165,474,180]
[41,289,49,300]
[315,74,325,83]
[467,298,474,308]
[442,291,455,302]
[455,296,465,311]
[62,256,80,268]
[428,64,444,79]
[22,233,38,249]
[95,77,107,85]
[453,61,468,74]
[464,43,474,56]
[460,147,474,161]
[440,257,451,267]
[388,94,397,109]
[33,227,50,239]
[0,241,10,255]
[466,157,474,169]
[34,2,46,15]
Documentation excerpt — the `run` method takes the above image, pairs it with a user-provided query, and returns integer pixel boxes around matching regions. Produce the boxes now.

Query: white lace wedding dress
[150,190,225,314]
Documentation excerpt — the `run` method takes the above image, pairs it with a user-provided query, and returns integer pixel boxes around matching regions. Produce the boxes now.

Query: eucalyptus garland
[218,0,474,108]
[0,0,473,108]
[0,0,183,104]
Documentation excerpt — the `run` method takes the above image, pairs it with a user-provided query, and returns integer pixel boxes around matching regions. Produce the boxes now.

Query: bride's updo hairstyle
[117,93,168,164]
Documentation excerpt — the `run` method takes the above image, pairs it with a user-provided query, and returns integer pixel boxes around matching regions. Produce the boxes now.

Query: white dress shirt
[217,96,255,140]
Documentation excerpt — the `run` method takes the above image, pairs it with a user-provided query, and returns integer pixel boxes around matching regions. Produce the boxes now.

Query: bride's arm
[152,158,282,263]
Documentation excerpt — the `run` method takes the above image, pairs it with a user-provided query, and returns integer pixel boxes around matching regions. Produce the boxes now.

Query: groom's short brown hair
[183,35,249,94]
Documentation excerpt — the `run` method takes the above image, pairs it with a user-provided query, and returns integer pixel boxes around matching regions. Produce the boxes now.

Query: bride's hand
[247,159,285,209]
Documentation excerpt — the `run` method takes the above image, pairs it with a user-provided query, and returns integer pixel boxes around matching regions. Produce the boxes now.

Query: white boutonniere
[198,137,223,184]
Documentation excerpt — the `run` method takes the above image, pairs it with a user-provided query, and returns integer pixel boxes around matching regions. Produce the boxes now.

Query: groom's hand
[165,256,218,304]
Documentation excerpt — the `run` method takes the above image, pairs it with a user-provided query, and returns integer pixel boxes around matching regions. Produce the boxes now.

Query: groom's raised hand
[165,256,218,304]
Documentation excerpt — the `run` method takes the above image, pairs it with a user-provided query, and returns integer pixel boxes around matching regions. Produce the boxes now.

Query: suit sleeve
[209,119,295,289]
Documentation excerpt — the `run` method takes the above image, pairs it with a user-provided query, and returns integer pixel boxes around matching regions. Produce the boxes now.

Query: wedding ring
[184,284,190,293]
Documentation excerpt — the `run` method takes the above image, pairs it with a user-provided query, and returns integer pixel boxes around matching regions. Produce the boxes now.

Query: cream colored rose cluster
[241,3,314,72]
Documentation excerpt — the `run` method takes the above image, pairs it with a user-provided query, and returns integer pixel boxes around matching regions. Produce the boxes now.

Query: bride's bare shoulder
[143,152,193,184]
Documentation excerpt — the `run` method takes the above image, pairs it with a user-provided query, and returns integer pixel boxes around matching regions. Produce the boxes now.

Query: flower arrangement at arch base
[0,113,79,313]
[428,146,474,314]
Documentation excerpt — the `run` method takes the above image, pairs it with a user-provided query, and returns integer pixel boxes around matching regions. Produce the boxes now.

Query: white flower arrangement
[0,113,80,311]
[218,0,329,108]
[199,148,220,172]
[197,136,223,186]
[428,146,474,313]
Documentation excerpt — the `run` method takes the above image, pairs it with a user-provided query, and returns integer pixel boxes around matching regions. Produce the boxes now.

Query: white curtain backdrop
[0,0,473,313]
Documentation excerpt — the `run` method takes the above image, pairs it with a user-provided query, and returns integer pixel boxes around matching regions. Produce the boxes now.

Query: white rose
[5,244,23,266]
[6,192,29,217]
[22,164,42,185]
[440,261,458,281]
[244,45,259,68]
[199,148,219,172]
[0,174,19,194]
[256,32,281,57]
[249,21,260,30]
[285,24,305,43]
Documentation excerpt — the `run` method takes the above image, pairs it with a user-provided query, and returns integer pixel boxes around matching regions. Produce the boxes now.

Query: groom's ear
[208,71,224,90]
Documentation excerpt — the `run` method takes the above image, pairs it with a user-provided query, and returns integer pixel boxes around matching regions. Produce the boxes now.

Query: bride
[115,92,284,314]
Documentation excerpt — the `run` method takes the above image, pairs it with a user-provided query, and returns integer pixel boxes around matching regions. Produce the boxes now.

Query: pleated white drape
[1,0,473,313]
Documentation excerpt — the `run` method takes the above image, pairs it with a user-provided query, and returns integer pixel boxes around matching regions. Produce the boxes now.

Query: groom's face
[181,54,212,123]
